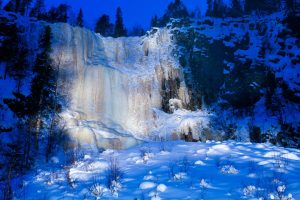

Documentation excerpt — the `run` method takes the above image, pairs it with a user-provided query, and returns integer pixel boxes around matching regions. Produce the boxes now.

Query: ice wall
[50,24,190,149]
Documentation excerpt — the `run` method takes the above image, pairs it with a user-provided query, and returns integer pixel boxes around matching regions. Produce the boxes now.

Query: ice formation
[49,23,206,149]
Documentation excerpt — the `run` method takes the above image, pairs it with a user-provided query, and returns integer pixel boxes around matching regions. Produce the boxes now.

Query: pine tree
[28,25,56,150]
[191,6,202,19]
[244,0,280,14]
[231,0,243,17]
[46,3,69,23]
[130,25,145,36]
[4,0,32,15]
[244,0,259,13]
[4,0,20,13]
[150,15,159,27]
[19,0,32,15]
[1,23,29,89]
[286,0,296,13]
[29,0,46,19]
[76,8,84,27]
[212,0,228,18]
[161,0,189,25]
[9,44,29,92]
[95,14,114,36]
[0,23,19,79]
[114,7,127,37]
[264,68,278,113]
[206,0,213,16]
[3,142,25,200]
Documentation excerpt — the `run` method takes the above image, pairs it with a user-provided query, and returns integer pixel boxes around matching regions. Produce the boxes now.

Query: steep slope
[172,13,300,146]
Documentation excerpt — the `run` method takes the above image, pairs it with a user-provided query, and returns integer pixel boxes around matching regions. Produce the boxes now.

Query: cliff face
[50,24,192,149]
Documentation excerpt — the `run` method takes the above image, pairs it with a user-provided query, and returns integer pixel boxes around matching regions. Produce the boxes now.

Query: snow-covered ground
[18,140,300,199]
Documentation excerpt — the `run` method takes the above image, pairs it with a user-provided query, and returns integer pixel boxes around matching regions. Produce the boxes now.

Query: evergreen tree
[206,0,213,16]
[114,7,127,37]
[2,142,25,200]
[46,3,69,23]
[264,68,278,113]
[28,25,57,150]
[4,0,32,15]
[161,0,189,25]
[0,23,19,80]
[150,15,159,27]
[0,23,29,89]
[95,14,114,37]
[286,0,296,13]
[76,8,84,27]
[191,6,202,19]
[130,25,145,36]
[212,0,228,18]
[4,0,20,13]
[245,0,280,14]
[9,43,29,92]
[231,0,243,17]
[29,0,46,19]
[19,0,32,15]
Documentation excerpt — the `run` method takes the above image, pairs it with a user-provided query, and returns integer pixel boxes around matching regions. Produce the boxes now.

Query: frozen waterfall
[50,23,207,150]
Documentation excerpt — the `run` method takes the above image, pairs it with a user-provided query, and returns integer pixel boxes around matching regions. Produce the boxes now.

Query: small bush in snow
[140,147,151,164]
[243,185,256,196]
[105,156,123,194]
[220,165,239,174]
[66,170,77,188]
[273,154,289,172]
[180,155,191,173]
[90,183,105,199]
[168,162,176,179]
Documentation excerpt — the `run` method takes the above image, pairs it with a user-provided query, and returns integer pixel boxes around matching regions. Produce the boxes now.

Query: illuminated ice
[50,24,199,149]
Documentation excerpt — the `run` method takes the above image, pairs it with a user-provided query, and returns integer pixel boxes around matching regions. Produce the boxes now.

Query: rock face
[50,24,190,149]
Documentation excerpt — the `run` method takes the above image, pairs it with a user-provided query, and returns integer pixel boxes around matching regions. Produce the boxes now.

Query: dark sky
[45,0,208,30]
[2,0,208,29]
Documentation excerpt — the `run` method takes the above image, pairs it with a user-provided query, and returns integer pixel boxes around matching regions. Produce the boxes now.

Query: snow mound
[220,165,239,174]
[139,182,157,190]
[157,184,167,192]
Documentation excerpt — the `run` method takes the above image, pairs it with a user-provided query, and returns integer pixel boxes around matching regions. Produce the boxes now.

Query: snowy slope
[19,140,300,199]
